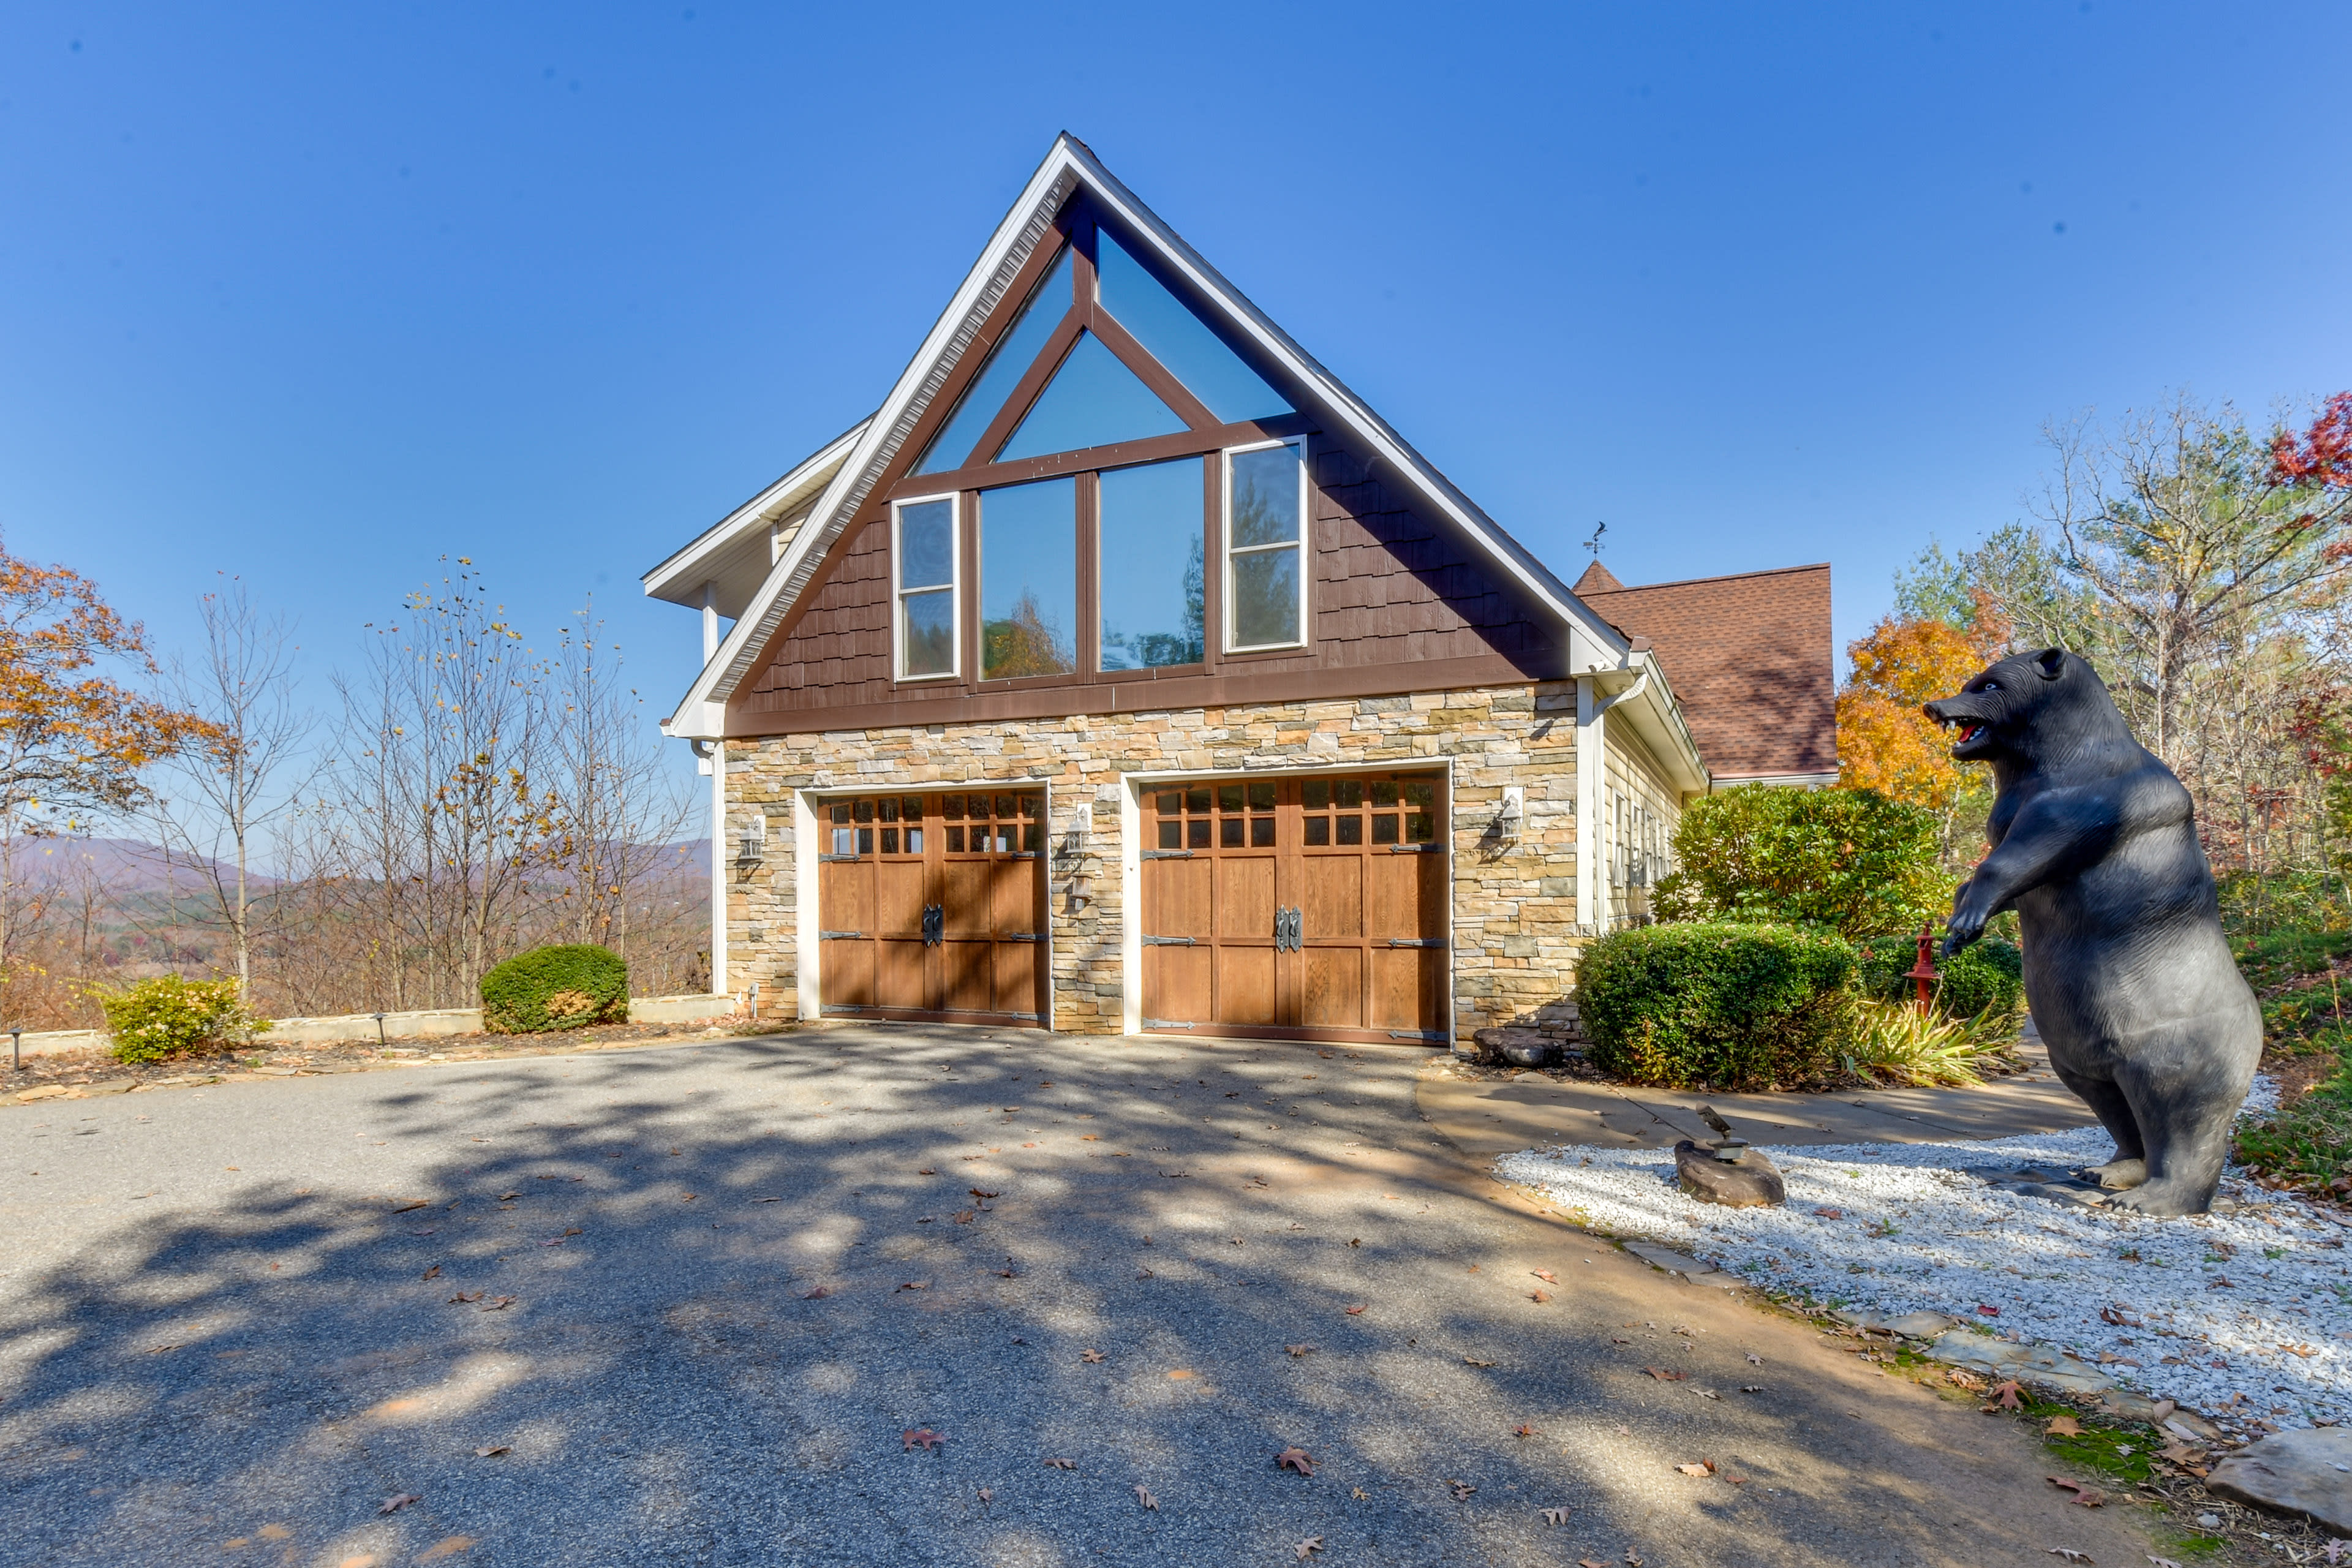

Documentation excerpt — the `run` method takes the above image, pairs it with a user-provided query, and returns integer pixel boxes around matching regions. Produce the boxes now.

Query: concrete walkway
[1417,1046,2098,1161]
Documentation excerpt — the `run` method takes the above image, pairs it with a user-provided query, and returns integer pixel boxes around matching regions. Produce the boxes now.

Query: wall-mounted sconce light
[1495,786,1525,842]
[734,815,766,867]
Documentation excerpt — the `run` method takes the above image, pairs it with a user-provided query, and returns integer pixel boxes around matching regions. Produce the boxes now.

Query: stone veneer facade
[722,681,1683,1054]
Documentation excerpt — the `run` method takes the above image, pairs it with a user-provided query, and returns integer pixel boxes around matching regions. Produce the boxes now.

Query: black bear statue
[1925,647,2261,1216]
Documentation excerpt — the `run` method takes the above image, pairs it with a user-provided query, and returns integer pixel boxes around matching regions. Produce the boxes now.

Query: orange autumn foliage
[1836,613,2000,820]
[0,543,219,832]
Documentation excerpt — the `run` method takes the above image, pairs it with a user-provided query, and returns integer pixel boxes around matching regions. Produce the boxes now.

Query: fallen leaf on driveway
[1167,1370,1193,1380]
[1042,1457,1077,1471]
[902,1428,943,1452]
[1515,1425,1539,1439]
[446,1292,481,1304]
[472,1446,509,1457]
[2045,1415,2084,1437]
[1975,1304,2001,1317]
[954,1210,976,1225]
[1134,1483,1158,1510]
[1276,1447,1316,1476]
[1531,1269,1556,1283]
[421,1265,440,1281]
[1081,1349,1106,1363]
[1812,1207,1844,1219]
[417,1539,477,1562]
[1581,1561,1610,1568]
[918,1168,936,1175]
[1540,1506,1572,1525]
[897,1281,930,1292]
[1529,1289,1551,1303]
[2046,1477,2104,1507]
[970,1188,998,1203]
[1645,1368,1687,1382]
[377,1493,423,1515]
[976,1487,993,1506]
[480,1296,516,1311]
[1676,1460,1715,1478]
[802,1287,829,1300]
[1464,1357,1496,1368]
[391,1202,430,1215]
[1450,1480,1476,1500]
[1344,1306,1366,1316]
[750,1196,782,1203]
[1983,1380,2024,1411]
[2045,1551,2094,1564]
[1286,1344,1316,1357]
[1294,1538,1323,1561]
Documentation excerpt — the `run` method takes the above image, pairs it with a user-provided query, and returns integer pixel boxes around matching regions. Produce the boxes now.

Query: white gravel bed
[1495,1085,2352,1429]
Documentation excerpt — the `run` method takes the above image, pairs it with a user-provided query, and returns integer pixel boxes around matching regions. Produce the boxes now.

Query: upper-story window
[894,495,959,679]
[1225,439,1307,651]
[889,200,1309,685]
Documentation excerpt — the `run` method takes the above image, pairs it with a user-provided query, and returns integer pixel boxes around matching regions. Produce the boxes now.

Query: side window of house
[895,496,958,679]
[1224,439,1307,652]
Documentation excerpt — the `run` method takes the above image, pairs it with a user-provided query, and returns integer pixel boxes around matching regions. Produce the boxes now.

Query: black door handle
[922,904,943,946]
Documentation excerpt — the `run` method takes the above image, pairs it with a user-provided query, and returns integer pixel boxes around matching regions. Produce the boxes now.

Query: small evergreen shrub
[1852,934,2024,1021]
[1576,921,1857,1089]
[479,944,628,1033]
[94,975,271,1063]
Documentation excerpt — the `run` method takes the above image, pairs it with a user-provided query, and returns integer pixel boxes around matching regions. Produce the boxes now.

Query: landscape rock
[2205,1427,2352,1533]
[1925,1330,2114,1397]
[13,1084,68,1102]
[1621,1242,1747,1288]
[1494,1038,1559,1069]
[1672,1139,1785,1207]
[84,1079,138,1096]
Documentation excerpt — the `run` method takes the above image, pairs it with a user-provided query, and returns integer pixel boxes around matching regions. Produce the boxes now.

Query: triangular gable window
[1095,230,1291,424]
[995,331,1186,462]
[912,244,1074,475]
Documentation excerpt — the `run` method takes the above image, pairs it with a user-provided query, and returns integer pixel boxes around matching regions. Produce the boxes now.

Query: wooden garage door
[817,790,1048,1027]
[1140,774,1447,1046]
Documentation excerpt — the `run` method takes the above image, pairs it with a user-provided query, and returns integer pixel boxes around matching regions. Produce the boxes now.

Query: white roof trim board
[655,133,1664,753]
[642,418,870,614]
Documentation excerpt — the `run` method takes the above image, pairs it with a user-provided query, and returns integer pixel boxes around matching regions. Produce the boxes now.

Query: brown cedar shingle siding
[729,435,1556,730]
[1572,561,1836,782]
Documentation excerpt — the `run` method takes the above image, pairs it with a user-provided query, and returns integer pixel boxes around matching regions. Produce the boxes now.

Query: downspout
[700,581,726,998]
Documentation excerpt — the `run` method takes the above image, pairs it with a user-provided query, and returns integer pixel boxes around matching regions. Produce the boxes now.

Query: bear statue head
[1922,647,2133,768]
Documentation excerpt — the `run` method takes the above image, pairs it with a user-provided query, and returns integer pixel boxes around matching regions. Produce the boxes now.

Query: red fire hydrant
[1904,919,1940,1015]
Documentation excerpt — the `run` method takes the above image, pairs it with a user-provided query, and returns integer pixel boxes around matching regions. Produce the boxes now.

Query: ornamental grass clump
[1839,996,2022,1087]
[479,944,627,1033]
[93,975,271,1064]
[1575,922,1857,1090]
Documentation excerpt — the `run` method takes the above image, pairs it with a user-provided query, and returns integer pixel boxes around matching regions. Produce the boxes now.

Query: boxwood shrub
[1852,934,2025,1020]
[1576,921,1857,1089]
[94,975,271,1063]
[480,944,628,1034]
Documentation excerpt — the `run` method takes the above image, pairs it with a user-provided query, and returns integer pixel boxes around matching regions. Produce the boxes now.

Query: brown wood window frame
[876,196,1316,695]
[892,491,963,683]
[1219,434,1313,658]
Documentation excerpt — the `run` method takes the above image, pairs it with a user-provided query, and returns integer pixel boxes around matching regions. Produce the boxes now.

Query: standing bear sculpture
[1925,647,2260,1216]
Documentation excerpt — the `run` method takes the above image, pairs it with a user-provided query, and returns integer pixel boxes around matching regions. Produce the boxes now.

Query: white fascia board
[1613,650,1711,795]
[666,141,1087,735]
[641,418,869,606]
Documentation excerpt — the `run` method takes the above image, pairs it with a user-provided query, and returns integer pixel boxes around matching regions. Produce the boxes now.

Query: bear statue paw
[2103,1180,2212,1218]
[2077,1158,2147,1191]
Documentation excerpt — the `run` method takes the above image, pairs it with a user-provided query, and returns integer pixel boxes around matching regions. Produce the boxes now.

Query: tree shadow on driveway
[0,1028,2164,1566]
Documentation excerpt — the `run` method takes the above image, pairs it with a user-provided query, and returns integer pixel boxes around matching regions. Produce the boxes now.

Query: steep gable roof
[655,134,1635,739]
[1572,562,1837,783]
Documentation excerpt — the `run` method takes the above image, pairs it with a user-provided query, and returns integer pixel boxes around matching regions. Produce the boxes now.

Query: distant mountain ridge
[3,837,710,893]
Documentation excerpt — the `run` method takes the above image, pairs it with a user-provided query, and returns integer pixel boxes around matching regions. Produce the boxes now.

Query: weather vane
[1586,521,1607,558]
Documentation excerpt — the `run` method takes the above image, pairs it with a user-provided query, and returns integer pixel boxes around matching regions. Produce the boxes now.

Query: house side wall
[719,683,1593,1050]
[731,439,1558,728]
[1599,723,1683,929]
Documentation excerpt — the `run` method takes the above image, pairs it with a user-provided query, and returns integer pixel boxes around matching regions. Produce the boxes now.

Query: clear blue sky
[4,2,2344,755]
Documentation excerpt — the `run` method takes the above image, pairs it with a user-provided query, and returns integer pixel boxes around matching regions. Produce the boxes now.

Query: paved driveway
[0,1027,2165,1566]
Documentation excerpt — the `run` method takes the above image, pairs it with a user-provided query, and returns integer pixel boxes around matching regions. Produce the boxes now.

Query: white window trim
[892,492,962,682]
[1220,436,1310,655]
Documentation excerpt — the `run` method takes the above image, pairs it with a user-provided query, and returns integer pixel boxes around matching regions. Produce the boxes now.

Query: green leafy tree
[1653,784,1953,937]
